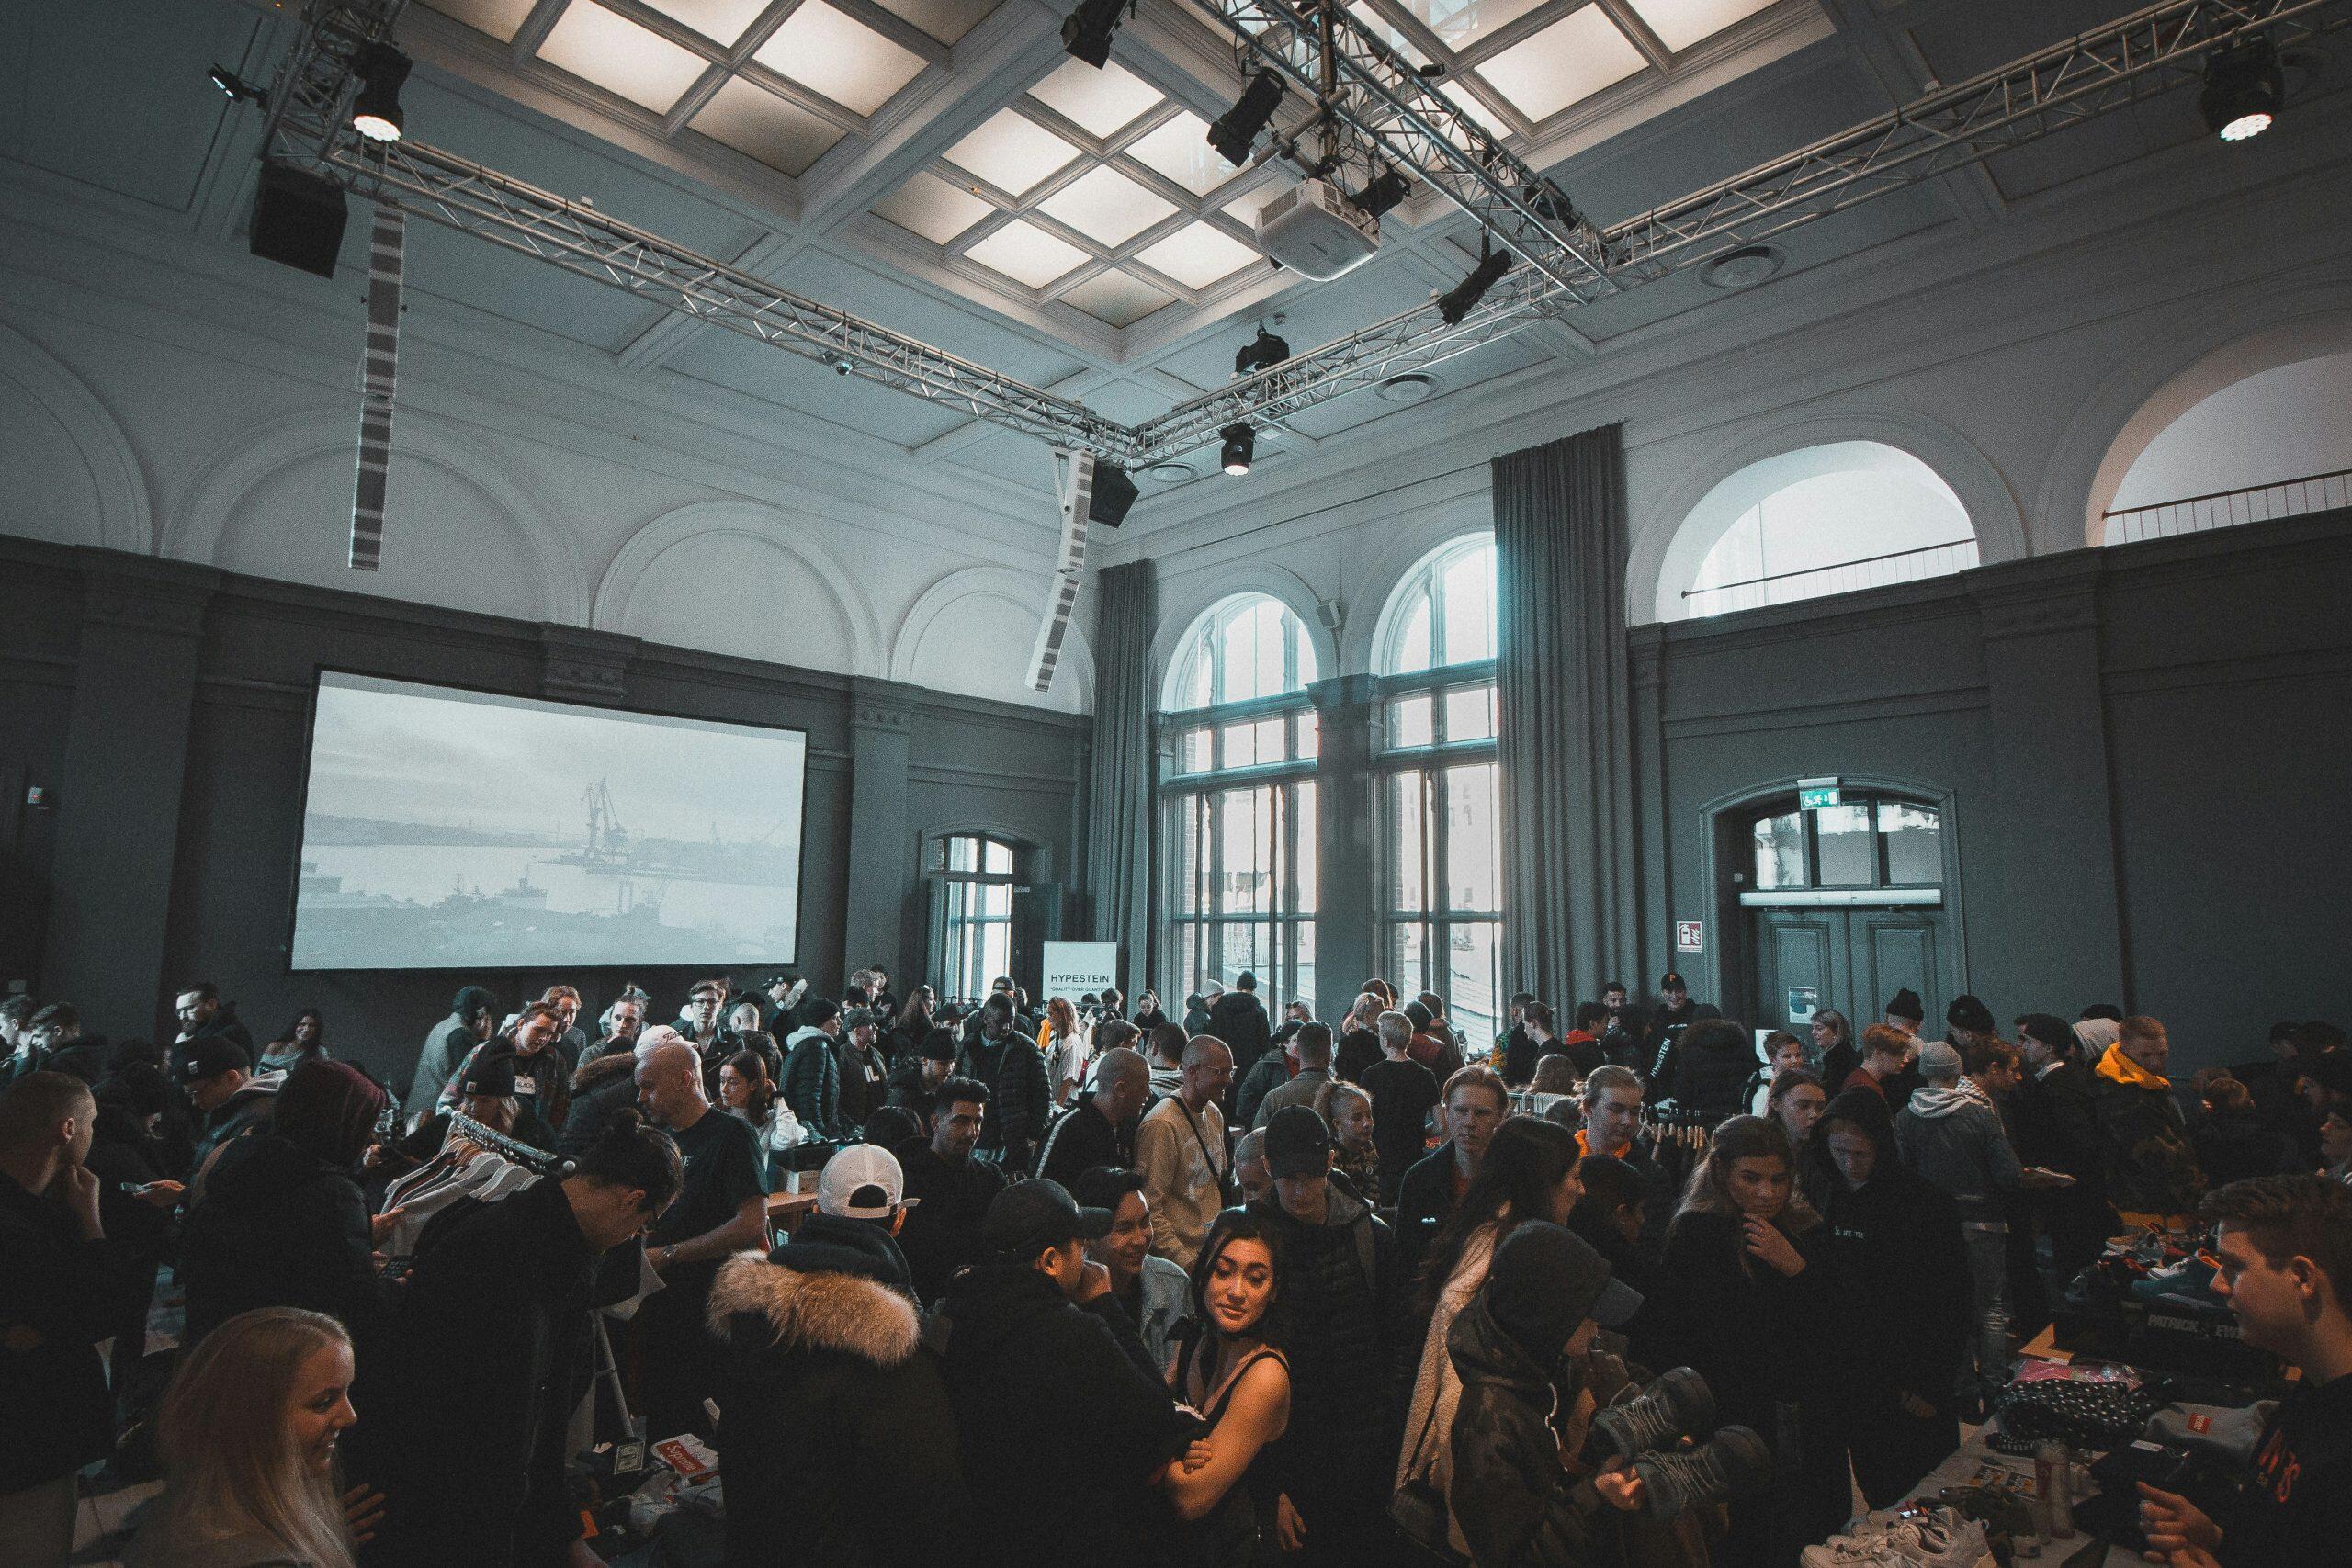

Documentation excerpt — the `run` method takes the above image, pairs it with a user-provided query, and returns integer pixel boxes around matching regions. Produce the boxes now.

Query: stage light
[349,42,412,143]
[1061,0,1128,69]
[1436,243,1511,326]
[1089,461,1138,526]
[2201,38,2282,141]
[1234,324,1290,377]
[1208,71,1284,166]
[1220,423,1255,476]
[1354,167,1410,220]
[1521,177,1579,226]
[209,65,267,107]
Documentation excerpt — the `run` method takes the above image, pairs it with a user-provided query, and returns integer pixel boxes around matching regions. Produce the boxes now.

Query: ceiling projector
[1254,179,1381,281]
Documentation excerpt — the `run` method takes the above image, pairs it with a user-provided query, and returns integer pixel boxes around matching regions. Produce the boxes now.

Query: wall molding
[0,318,153,555]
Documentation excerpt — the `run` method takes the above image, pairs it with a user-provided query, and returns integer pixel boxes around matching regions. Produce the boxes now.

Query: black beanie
[2015,1014,2075,1056]
[1947,994,1996,1034]
[1886,988,1925,1023]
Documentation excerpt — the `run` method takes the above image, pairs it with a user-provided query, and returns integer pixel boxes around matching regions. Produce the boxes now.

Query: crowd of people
[2,964,2346,1568]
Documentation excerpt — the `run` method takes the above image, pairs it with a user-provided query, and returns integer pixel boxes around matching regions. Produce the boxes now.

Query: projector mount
[258,0,2349,473]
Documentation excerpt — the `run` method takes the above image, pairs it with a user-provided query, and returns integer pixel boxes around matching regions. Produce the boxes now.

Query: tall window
[1163,594,1319,1011]
[928,832,1019,1001]
[1377,536,1503,1043]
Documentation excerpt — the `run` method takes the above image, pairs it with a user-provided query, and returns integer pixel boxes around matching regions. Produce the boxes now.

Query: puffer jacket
[784,1026,843,1139]
[955,1031,1049,1170]
[2088,1045,2205,1216]
[557,1052,639,1156]
[1206,989,1274,1079]
[1668,1021,1757,1120]
[1248,1188,1402,1499]
[1893,1082,2023,1224]
[708,1220,970,1568]
[1446,1290,1624,1568]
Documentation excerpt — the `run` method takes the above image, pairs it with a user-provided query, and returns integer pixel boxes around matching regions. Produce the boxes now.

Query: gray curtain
[1494,423,1639,1009]
[1085,559,1157,996]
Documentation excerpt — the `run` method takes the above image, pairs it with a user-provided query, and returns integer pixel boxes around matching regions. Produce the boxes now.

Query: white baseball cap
[816,1144,918,1220]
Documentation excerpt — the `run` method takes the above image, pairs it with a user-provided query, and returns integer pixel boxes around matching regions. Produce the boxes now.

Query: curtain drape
[1084,559,1158,996]
[1493,423,1639,1009]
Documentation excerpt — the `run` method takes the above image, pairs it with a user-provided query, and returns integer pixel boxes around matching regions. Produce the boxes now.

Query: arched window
[1375,536,1503,1043]
[926,832,1022,1003]
[2101,350,2352,544]
[1162,593,1319,1012]
[1662,442,1978,620]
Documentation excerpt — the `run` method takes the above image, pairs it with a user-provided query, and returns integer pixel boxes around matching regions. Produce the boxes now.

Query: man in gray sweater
[1896,1041,2024,1403]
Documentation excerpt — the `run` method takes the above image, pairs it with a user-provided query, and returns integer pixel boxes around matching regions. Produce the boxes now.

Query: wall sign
[1797,775,1843,810]
[1675,919,1703,953]
[1787,986,1819,1025]
[1040,940,1120,1001]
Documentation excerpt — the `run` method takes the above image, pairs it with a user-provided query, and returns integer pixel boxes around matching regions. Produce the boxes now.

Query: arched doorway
[1715,784,1961,1040]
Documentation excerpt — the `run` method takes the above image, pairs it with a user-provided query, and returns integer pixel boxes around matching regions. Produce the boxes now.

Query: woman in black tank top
[1159,1210,1295,1568]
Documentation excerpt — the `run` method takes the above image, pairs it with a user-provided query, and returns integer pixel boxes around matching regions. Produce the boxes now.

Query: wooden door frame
[1699,773,1971,1031]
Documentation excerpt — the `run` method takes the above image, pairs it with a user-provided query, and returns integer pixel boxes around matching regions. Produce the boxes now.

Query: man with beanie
[1884,988,1926,1039]
[888,1025,961,1124]
[1811,1087,1972,1504]
[1445,1222,1677,1568]
[1945,994,1997,1054]
[2089,1015,2205,1226]
[1250,1105,1401,1567]
[1895,1041,2027,1404]
[2011,1012,2116,1269]
[708,1145,971,1568]
[938,1179,1197,1568]
[409,985,496,1125]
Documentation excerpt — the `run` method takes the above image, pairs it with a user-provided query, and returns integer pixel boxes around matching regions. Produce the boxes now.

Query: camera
[832,356,854,376]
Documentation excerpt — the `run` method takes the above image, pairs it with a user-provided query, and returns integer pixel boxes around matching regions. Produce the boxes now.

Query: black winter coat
[1669,1032,1757,1120]
[2190,1108,2301,1187]
[938,1258,1195,1568]
[1812,1154,1971,1408]
[0,1171,123,1493]
[1034,1097,1129,1189]
[955,1032,1049,1169]
[1247,1190,1403,1496]
[558,1053,640,1156]
[1651,1209,1833,1434]
[709,1231,971,1568]
[366,1176,603,1568]
[178,1133,393,1348]
[785,1028,845,1139]
[1396,1141,1463,1289]
[1447,1291,1624,1568]
[1207,990,1274,1078]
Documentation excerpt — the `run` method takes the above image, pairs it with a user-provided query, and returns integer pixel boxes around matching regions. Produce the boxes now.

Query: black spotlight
[1061,0,1129,68]
[1521,177,1579,226]
[1088,460,1139,526]
[1436,243,1511,326]
[249,160,350,279]
[1354,166,1410,220]
[2201,37,2283,141]
[1234,325,1290,377]
[209,65,268,107]
[349,40,412,143]
[1208,71,1285,165]
[1219,423,1255,477]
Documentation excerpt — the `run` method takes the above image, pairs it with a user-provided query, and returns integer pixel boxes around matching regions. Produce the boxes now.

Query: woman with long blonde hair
[1039,995,1086,1108]
[129,1306,380,1568]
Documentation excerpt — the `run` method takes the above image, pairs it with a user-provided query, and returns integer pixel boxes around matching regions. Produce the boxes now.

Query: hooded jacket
[937,1258,1194,1568]
[1893,1080,2023,1223]
[178,1131,390,1348]
[557,1051,641,1156]
[784,1025,844,1139]
[1809,1089,1971,1407]
[1446,1290,1623,1568]
[187,1072,285,1192]
[708,1218,971,1568]
[2089,1044,2206,1216]
[1206,988,1274,1077]
[408,987,495,1114]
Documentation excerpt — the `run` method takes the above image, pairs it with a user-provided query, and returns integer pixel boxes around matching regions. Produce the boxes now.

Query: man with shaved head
[1134,1036,1234,1268]
[633,1038,764,1438]
[1035,1046,1150,1189]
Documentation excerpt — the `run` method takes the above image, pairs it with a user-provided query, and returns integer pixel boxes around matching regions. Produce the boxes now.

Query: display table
[763,1190,816,1242]
[1897,1434,2132,1566]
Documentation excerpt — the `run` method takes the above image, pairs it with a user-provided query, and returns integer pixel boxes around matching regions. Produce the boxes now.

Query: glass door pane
[1447,919,1502,1045]
[1444,762,1500,917]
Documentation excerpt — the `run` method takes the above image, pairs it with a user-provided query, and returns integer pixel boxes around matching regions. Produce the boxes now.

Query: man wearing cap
[634,1040,766,1438]
[1642,971,1720,1101]
[1251,1104,1401,1566]
[1894,1041,2027,1404]
[182,1037,278,1190]
[783,998,847,1141]
[956,995,1049,1173]
[408,985,496,1128]
[1035,1047,1148,1190]
[835,1007,890,1132]
[938,1179,1198,1568]
[888,1025,961,1125]
[413,1048,559,1156]
[1135,1037,1234,1269]
[898,1077,1010,1307]
[709,1143,968,1568]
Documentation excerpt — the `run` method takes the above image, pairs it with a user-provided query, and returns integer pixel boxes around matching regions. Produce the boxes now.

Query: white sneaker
[1803,1509,1996,1568]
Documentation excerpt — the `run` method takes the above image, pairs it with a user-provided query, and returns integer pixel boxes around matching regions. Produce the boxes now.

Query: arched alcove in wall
[2095,332,2352,546]
[0,321,152,554]
[597,501,881,677]
[892,565,1093,715]
[1651,440,1978,622]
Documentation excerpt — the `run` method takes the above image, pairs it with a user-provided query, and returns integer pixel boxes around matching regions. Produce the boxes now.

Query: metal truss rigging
[259,0,2349,471]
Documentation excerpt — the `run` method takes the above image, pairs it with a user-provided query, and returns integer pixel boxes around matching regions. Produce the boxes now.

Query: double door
[1749,905,1945,1037]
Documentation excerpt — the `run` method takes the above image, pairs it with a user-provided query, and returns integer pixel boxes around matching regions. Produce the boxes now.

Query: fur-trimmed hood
[707,1251,922,1368]
[571,1049,639,1094]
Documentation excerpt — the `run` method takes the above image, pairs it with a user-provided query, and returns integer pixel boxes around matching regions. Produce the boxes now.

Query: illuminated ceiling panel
[536,3,712,114]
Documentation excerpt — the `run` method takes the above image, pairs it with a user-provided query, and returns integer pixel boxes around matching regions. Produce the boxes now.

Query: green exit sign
[1798,777,1842,810]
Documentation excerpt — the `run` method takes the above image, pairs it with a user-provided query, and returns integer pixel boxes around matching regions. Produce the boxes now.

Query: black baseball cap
[982,1179,1113,1258]
[457,1049,518,1099]
[178,1037,252,1083]
[1658,971,1687,991]
[1263,1105,1333,1179]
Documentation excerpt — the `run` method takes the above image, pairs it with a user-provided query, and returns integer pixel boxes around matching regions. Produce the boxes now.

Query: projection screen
[288,671,808,972]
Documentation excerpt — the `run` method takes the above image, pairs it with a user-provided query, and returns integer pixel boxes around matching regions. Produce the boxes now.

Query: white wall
[2110,351,2352,510]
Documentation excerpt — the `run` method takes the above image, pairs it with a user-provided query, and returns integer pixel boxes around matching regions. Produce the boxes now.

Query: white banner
[1040,940,1121,1002]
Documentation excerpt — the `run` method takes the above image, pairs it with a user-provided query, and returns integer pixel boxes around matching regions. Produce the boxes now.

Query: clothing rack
[447,1111,571,1175]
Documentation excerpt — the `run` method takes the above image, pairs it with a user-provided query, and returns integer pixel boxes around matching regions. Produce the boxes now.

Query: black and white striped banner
[1028,449,1093,692]
[350,202,405,571]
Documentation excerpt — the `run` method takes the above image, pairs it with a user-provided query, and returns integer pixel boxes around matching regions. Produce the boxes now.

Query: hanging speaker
[249,161,349,279]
